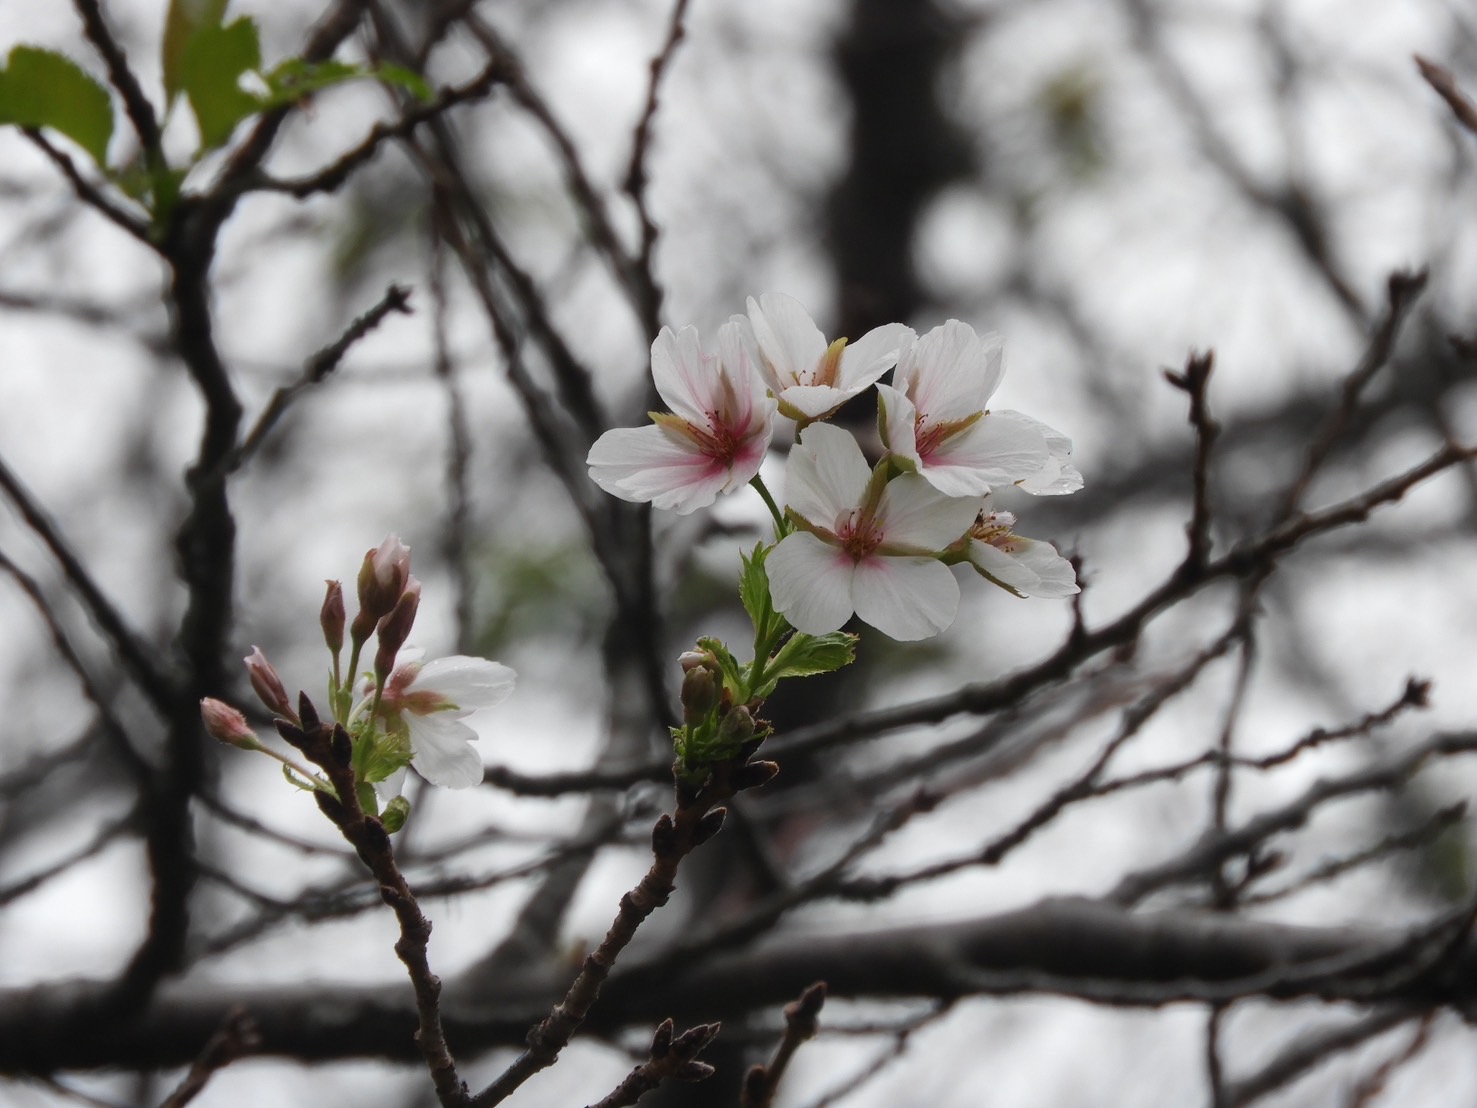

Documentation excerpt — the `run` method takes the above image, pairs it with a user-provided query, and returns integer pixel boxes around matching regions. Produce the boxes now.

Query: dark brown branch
[21,131,151,242]
[215,283,414,481]
[1416,56,1477,136]
[741,982,826,1108]
[623,0,692,338]
[0,462,176,713]
[253,62,510,199]
[471,761,753,1105]
[588,1019,720,1108]
[156,1006,260,1108]
[16,897,1477,1072]
[276,709,469,1107]
[1274,269,1428,519]
[71,0,164,162]
[1224,1007,1422,1107]
[1165,349,1219,568]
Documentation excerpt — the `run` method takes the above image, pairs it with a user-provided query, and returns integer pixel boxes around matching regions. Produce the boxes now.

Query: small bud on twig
[320,580,345,655]
[733,759,780,791]
[244,646,295,720]
[374,577,421,681]
[693,806,727,845]
[200,698,259,749]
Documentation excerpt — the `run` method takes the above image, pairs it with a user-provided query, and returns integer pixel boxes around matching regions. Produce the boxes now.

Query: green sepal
[178,16,262,149]
[695,636,744,700]
[0,47,114,167]
[356,780,379,817]
[351,721,412,784]
[381,795,410,833]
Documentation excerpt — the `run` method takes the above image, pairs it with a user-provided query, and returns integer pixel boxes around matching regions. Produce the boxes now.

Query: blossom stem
[750,474,787,538]
[255,743,332,791]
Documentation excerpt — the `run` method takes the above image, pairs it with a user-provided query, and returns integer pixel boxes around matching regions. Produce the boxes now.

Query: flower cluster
[201,535,515,829]
[588,294,1081,641]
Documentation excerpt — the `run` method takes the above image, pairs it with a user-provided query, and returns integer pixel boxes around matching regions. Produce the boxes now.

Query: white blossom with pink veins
[586,322,776,514]
[768,422,980,641]
[380,654,517,788]
[744,292,914,422]
[963,497,1079,598]
[877,319,1078,498]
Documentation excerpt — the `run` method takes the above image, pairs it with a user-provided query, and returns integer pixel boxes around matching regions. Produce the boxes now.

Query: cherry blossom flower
[377,654,516,788]
[877,319,1079,498]
[962,498,1079,598]
[767,422,980,641]
[744,292,914,422]
[587,322,775,514]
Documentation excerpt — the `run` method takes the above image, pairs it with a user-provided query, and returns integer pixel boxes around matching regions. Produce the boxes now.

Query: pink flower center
[688,413,743,463]
[835,507,883,561]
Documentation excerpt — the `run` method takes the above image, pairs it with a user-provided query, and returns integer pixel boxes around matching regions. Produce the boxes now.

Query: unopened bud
[716,705,755,747]
[353,534,411,643]
[201,698,258,749]
[678,650,714,673]
[374,577,421,681]
[320,580,345,655]
[244,646,295,719]
[381,795,411,833]
[692,806,727,845]
[734,759,780,791]
[680,666,719,725]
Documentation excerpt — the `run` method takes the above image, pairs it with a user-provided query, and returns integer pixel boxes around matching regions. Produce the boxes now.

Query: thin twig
[741,982,826,1108]
[156,1007,260,1108]
[587,1020,720,1108]
[1416,56,1477,136]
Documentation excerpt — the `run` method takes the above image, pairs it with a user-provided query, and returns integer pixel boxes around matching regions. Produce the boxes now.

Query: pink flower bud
[321,580,345,654]
[244,646,295,719]
[680,665,719,725]
[201,698,258,749]
[354,534,412,641]
[374,576,422,682]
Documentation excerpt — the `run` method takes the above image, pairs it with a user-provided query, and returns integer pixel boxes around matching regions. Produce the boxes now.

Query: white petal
[785,422,871,527]
[777,384,852,420]
[970,538,1079,598]
[875,383,922,468]
[993,411,1084,496]
[408,714,484,788]
[897,320,1000,419]
[767,532,857,634]
[921,412,1051,494]
[416,656,516,711]
[851,556,959,640]
[748,293,827,388]
[838,322,915,391]
[716,318,773,417]
[650,326,712,425]
[587,425,731,514]
[875,474,980,552]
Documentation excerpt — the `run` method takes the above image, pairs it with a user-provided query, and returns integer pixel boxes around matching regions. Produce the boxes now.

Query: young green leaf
[738,543,775,633]
[766,631,858,683]
[178,16,263,149]
[0,47,114,166]
[162,0,229,101]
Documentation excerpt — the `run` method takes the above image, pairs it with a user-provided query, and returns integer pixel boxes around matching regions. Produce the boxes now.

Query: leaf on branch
[162,0,229,102]
[764,631,857,686]
[739,542,775,633]
[260,59,433,110]
[178,17,263,150]
[0,47,114,167]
